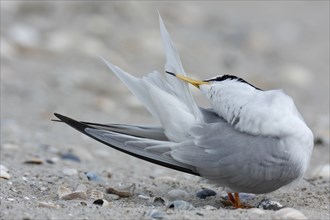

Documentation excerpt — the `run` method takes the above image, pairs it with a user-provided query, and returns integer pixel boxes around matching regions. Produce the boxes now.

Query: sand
[1,1,329,219]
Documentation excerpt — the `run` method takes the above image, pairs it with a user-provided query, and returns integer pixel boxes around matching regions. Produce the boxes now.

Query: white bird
[55,15,314,208]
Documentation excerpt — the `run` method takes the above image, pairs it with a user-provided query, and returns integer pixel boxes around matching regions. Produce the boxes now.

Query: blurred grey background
[1,1,329,149]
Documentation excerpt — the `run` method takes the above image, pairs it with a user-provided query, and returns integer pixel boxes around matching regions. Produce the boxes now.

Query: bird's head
[166,71,261,91]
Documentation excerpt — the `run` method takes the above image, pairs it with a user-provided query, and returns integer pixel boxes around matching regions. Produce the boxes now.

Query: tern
[54,15,314,208]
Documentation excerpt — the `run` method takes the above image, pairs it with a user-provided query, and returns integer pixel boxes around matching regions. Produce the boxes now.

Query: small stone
[317,164,330,178]
[0,164,10,179]
[167,189,189,200]
[257,198,284,210]
[60,152,81,163]
[85,171,104,183]
[203,205,217,210]
[196,188,216,199]
[167,200,195,211]
[145,209,166,219]
[107,194,120,201]
[273,208,308,220]
[62,168,78,176]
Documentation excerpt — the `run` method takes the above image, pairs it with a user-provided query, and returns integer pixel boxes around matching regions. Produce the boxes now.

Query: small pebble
[196,188,216,199]
[62,168,78,176]
[107,194,120,201]
[257,198,284,210]
[85,171,104,183]
[145,209,166,219]
[0,164,10,179]
[273,207,307,220]
[167,189,189,200]
[167,200,195,211]
[60,152,81,163]
[203,205,217,210]
[223,193,255,201]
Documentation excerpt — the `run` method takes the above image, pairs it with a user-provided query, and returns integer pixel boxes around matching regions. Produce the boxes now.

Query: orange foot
[227,192,253,209]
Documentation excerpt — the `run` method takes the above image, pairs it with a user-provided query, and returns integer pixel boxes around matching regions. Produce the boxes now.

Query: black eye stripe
[203,74,262,91]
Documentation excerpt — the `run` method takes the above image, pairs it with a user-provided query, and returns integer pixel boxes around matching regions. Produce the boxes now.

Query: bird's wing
[55,113,295,193]
[171,122,297,193]
[54,113,198,175]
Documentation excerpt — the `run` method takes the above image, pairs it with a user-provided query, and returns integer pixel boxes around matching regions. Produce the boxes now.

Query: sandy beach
[1,1,329,219]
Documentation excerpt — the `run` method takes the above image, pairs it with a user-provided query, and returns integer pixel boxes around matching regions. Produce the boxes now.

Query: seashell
[257,198,284,210]
[145,209,166,219]
[60,191,87,200]
[88,189,104,200]
[273,207,308,220]
[167,189,189,200]
[0,164,10,179]
[93,199,110,207]
[138,194,151,200]
[58,185,72,198]
[38,201,60,209]
[196,188,216,199]
[24,158,43,164]
[106,187,132,197]
[75,184,87,192]
[167,200,195,211]
[152,197,167,206]
[58,185,87,200]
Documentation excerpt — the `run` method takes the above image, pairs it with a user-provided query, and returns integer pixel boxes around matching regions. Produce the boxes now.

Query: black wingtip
[165,71,176,77]
[54,113,91,133]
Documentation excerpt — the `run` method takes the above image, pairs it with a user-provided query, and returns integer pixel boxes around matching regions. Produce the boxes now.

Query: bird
[54,15,314,208]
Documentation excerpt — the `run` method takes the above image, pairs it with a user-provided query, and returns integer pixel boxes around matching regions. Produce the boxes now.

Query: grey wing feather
[81,122,168,140]
[85,128,198,175]
[171,122,298,194]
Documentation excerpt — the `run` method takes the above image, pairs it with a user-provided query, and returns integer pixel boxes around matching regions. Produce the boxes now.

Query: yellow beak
[166,71,209,88]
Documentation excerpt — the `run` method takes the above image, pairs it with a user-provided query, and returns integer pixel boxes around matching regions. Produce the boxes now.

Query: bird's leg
[234,192,241,208]
[227,193,236,205]
[227,192,245,208]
